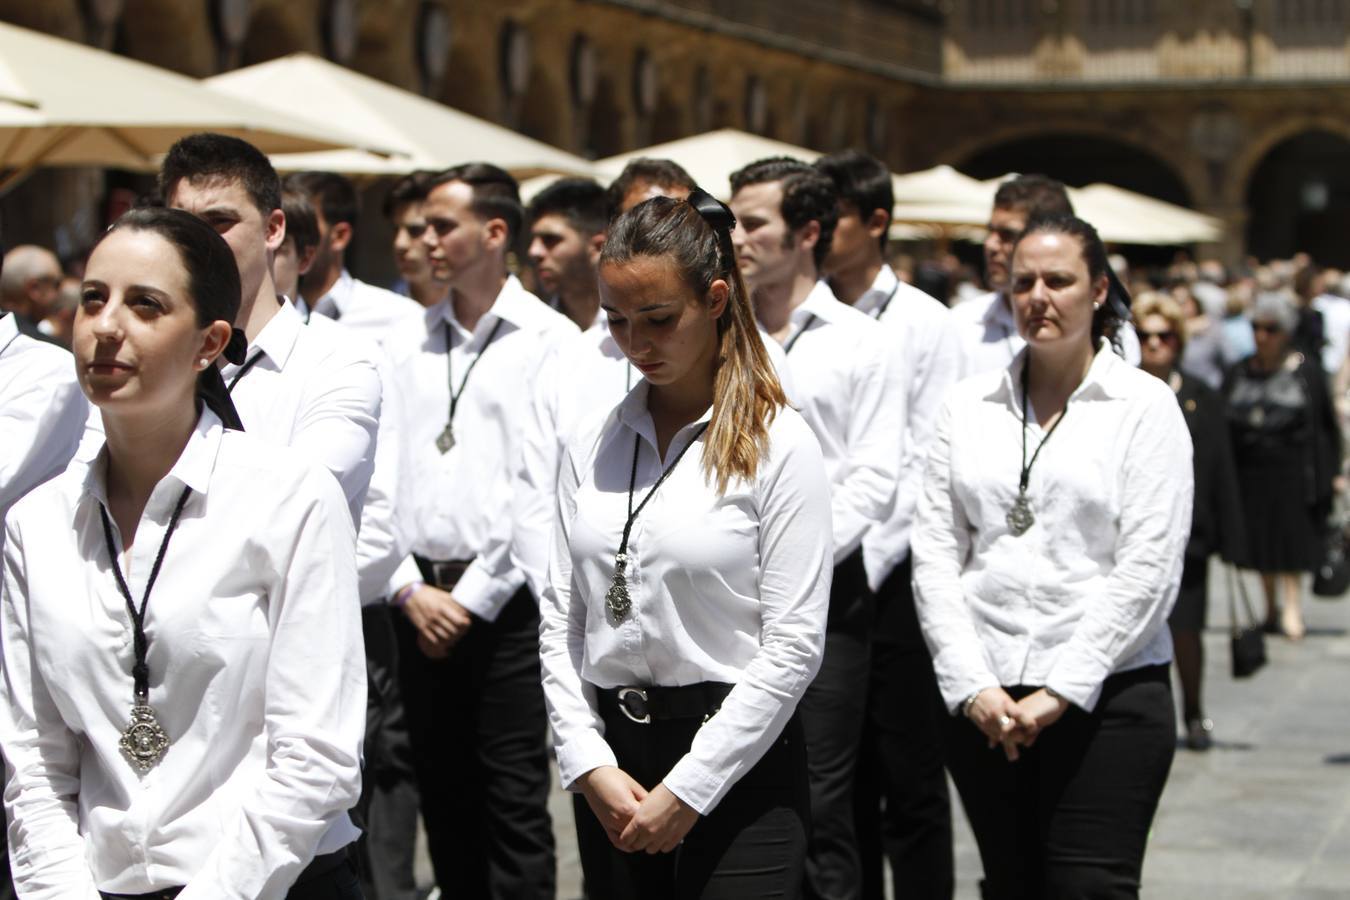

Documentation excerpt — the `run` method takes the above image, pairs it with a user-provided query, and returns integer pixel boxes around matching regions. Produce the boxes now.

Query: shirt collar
[982,291,1016,331]
[792,279,849,325]
[0,311,18,356]
[586,319,625,359]
[614,380,714,456]
[991,339,1132,407]
[853,265,900,318]
[317,268,355,317]
[430,275,533,338]
[82,407,224,509]
[244,298,303,370]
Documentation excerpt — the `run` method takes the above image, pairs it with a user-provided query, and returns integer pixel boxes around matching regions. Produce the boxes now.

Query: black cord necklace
[226,351,264,392]
[605,423,710,622]
[98,485,193,771]
[1007,360,1071,537]
[869,282,902,319]
[436,317,505,453]
[783,314,817,354]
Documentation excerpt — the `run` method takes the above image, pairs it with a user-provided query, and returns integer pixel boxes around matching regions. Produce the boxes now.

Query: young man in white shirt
[730,156,903,900]
[604,156,697,220]
[527,177,608,330]
[384,163,574,899]
[289,171,424,341]
[954,174,1141,376]
[817,149,958,900]
[384,172,449,309]
[159,133,382,527]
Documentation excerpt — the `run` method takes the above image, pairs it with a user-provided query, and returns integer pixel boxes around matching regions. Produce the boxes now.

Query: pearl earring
[198,358,209,369]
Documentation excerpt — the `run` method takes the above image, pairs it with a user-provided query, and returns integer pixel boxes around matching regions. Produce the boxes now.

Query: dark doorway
[1246,130,1350,267]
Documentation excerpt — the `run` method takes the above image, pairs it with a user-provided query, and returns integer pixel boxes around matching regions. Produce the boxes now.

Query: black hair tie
[222,327,248,366]
[687,188,737,233]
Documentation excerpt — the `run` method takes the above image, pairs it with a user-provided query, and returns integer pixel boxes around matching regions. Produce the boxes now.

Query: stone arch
[1244,128,1350,266]
[946,120,1205,207]
[1232,115,1350,208]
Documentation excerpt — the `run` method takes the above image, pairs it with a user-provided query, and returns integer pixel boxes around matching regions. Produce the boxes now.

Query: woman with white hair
[1223,291,1341,640]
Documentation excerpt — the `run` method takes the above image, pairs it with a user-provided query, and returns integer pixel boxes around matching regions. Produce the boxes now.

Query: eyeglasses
[1139,329,1178,344]
[1252,322,1283,335]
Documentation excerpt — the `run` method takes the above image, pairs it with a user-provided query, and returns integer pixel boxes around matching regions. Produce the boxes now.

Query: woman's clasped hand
[576,767,700,854]
[965,687,1070,761]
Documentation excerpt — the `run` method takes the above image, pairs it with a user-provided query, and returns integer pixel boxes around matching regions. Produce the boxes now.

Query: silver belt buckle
[617,687,651,724]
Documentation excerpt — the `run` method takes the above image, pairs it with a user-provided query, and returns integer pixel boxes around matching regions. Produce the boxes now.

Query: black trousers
[944,665,1176,900]
[854,558,954,900]
[354,607,420,900]
[799,549,873,900]
[394,588,555,899]
[575,706,810,899]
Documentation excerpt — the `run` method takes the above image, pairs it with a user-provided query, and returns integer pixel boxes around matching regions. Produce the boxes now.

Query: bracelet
[961,692,981,719]
[391,582,422,608]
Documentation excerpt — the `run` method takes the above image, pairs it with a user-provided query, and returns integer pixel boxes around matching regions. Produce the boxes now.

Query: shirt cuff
[387,554,422,602]
[1044,641,1112,712]
[662,753,728,816]
[554,731,618,792]
[930,644,1000,715]
[452,562,523,623]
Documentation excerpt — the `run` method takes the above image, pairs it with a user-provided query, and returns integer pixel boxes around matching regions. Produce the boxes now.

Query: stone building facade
[2,0,1348,265]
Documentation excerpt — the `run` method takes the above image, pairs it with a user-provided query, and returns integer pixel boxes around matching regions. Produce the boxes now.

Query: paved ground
[420,566,1350,898]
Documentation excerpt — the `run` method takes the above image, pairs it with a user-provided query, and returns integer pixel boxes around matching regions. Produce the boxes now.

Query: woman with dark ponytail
[0,207,367,897]
[539,191,832,899]
[913,214,1192,898]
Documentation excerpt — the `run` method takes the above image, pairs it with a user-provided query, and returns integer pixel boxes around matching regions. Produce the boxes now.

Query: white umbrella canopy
[594,129,823,200]
[205,53,594,180]
[0,22,383,186]
[1072,183,1223,245]
[891,165,991,207]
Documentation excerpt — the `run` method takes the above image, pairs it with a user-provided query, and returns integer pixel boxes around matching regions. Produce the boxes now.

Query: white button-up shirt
[775,280,902,566]
[850,267,962,589]
[541,384,832,815]
[0,313,88,524]
[911,343,1193,713]
[220,299,381,526]
[954,290,1142,377]
[0,410,365,899]
[303,313,410,604]
[303,268,424,343]
[385,276,574,610]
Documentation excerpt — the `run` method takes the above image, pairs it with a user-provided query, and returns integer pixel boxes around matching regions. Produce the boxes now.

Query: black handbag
[1226,566,1267,679]
[1313,527,1350,597]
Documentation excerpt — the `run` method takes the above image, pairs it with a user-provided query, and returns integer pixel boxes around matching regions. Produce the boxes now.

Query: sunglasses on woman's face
[1139,329,1178,344]
[1252,322,1283,335]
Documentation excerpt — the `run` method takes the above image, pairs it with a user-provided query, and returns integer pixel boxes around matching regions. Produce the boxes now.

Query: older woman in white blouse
[913,214,1192,900]
[0,208,365,899]
[540,192,831,900]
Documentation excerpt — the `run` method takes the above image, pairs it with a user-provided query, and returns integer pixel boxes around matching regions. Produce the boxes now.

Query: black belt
[414,555,472,590]
[597,682,734,725]
[98,848,351,899]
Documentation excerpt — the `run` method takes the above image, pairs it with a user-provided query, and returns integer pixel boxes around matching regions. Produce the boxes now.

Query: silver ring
[998,715,1012,727]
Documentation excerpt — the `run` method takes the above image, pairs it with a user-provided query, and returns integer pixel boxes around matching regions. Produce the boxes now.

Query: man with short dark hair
[818,149,959,900]
[384,162,573,899]
[605,156,697,219]
[288,171,422,341]
[953,173,1139,373]
[160,132,382,526]
[526,177,607,329]
[384,171,446,308]
[730,156,903,900]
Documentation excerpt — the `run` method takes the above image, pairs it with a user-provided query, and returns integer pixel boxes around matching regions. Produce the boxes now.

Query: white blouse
[0,410,365,899]
[540,383,832,816]
[911,343,1193,713]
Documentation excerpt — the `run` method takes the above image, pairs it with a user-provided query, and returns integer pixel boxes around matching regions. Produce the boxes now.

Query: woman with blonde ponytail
[539,191,832,899]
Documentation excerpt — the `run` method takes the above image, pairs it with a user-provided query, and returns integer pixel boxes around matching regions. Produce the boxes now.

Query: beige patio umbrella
[1073,183,1223,245]
[205,53,594,180]
[594,129,823,200]
[0,22,383,193]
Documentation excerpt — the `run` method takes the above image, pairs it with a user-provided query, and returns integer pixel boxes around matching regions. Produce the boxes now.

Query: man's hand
[577,767,648,850]
[618,783,699,854]
[401,584,472,656]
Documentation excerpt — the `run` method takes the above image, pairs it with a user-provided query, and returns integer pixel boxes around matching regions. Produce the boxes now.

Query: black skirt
[1236,460,1323,573]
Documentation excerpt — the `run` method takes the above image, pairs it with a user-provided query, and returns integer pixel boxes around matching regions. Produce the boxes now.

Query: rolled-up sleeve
[663,420,832,814]
[178,467,365,899]
[1045,394,1193,710]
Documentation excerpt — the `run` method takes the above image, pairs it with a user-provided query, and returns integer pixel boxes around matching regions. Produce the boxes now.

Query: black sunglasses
[1139,329,1178,343]
[1252,322,1284,335]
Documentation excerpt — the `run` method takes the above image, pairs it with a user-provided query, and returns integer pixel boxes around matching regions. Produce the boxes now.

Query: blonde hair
[1132,290,1188,352]
[601,196,786,493]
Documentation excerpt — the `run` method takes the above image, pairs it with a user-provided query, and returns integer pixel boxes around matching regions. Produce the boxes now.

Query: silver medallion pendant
[1006,492,1035,537]
[120,698,169,772]
[435,424,456,454]
[606,552,632,621]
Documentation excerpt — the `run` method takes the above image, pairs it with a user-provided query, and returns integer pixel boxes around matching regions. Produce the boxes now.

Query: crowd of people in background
[0,133,1345,900]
